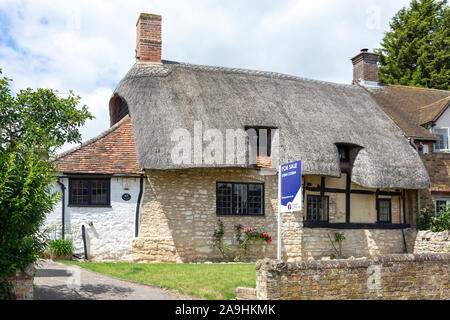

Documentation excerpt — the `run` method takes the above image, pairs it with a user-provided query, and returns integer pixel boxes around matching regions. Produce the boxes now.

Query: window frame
[306,195,330,222]
[245,126,277,158]
[435,198,449,214]
[432,127,450,152]
[69,178,111,207]
[377,198,392,223]
[216,182,265,217]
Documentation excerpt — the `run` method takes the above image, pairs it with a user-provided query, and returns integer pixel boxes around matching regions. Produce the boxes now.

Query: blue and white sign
[279,160,303,213]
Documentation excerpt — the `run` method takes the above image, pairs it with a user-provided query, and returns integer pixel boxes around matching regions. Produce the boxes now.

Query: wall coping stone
[256,253,450,271]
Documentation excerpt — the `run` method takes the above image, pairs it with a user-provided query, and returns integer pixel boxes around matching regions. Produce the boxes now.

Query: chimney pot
[136,13,162,64]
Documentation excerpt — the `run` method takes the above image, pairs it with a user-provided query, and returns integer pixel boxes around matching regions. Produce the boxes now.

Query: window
[338,146,350,163]
[306,195,329,222]
[245,127,276,157]
[216,182,264,216]
[377,199,391,223]
[118,99,129,122]
[432,127,449,151]
[69,178,110,206]
[436,199,449,214]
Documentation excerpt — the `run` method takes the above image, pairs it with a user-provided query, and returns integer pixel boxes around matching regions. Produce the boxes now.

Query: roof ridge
[132,60,357,89]
[384,84,450,93]
[54,115,131,161]
[419,96,450,111]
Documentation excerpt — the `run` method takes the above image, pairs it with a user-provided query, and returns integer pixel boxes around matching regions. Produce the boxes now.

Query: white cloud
[0,0,411,152]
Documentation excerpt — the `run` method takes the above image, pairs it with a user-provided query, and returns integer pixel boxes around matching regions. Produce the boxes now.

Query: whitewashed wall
[44,176,143,261]
[435,107,450,128]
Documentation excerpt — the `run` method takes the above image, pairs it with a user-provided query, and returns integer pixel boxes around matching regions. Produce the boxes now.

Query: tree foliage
[0,68,93,298]
[376,0,449,90]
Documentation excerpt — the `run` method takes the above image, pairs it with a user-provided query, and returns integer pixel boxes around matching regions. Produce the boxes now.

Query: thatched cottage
[45,13,442,262]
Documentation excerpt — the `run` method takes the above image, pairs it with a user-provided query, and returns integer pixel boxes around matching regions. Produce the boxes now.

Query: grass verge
[61,261,256,300]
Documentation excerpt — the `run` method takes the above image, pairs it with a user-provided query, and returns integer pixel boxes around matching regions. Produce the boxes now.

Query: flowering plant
[213,220,272,262]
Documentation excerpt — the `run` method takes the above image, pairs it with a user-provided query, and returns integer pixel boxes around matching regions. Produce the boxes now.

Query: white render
[435,105,450,128]
[44,176,143,261]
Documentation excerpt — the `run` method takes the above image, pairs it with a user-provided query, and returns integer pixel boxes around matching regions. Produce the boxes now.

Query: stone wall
[133,168,282,263]
[405,230,450,254]
[133,169,419,263]
[301,228,407,260]
[251,254,449,300]
[5,268,34,300]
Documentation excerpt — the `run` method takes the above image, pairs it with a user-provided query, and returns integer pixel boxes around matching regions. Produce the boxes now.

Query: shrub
[49,240,73,259]
[418,207,450,232]
[0,279,15,300]
[213,220,272,262]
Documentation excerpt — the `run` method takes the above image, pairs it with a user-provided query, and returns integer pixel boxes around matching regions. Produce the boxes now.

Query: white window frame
[432,127,450,152]
[435,198,450,214]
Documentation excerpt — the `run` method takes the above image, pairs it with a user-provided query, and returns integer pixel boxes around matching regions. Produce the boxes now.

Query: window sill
[303,222,410,230]
[216,214,265,218]
[68,205,112,208]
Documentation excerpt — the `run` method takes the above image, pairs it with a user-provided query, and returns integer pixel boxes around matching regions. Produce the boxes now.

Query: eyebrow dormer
[335,143,363,173]
[109,94,130,127]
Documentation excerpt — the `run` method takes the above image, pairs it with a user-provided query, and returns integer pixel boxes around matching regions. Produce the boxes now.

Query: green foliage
[0,279,15,300]
[0,68,92,298]
[376,0,449,90]
[48,240,73,258]
[213,220,272,262]
[328,232,346,259]
[419,206,450,231]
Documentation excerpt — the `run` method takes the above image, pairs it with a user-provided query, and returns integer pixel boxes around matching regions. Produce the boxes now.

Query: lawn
[61,261,256,300]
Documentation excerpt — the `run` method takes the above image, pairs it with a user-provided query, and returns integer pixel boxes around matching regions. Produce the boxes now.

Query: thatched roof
[114,61,429,189]
[364,85,450,140]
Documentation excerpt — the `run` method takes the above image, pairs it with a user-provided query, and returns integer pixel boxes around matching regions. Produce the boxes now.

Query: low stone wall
[405,230,450,254]
[5,269,34,300]
[235,287,257,300]
[251,254,449,300]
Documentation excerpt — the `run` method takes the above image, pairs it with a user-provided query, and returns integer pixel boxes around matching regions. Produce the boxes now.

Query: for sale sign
[279,160,302,213]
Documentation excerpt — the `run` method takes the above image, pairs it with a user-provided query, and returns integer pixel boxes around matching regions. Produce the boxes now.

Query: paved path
[34,260,194,300]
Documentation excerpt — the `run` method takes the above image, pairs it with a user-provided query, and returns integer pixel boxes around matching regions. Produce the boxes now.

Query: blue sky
[0,0,410,152]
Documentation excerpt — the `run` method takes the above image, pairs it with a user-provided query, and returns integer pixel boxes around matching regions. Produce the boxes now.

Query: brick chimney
[351,49,379,86]
[136,13,162,63]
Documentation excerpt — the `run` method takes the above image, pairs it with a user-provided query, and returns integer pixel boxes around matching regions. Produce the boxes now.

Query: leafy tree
[376,0,449,90]
[0,69,93,299]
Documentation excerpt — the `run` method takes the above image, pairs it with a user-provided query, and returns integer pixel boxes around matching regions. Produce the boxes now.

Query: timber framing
[305,175,407,229]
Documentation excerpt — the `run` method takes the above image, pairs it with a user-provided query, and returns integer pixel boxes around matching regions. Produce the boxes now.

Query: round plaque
[122,193,131,201]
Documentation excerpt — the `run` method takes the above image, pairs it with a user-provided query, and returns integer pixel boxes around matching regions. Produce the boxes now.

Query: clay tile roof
[54,115,142,175]
[364,85,450,141]
[419,96,450,125]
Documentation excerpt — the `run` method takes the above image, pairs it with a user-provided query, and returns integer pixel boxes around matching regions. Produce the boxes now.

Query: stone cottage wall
[300,229,408,260]
[133,169,417,263]
[253,254,449,300]
[133,168,282,263]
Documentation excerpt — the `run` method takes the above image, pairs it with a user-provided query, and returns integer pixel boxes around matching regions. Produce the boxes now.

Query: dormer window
[245,127,276,157]
[338,146,350,163]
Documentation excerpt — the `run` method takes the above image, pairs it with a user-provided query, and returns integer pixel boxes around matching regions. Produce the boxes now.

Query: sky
[0,0,411,152]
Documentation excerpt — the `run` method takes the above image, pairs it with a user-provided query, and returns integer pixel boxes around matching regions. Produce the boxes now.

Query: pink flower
[243,229,247,233]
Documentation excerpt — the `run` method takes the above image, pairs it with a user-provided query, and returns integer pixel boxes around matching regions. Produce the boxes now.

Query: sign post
[278,160,302,260]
